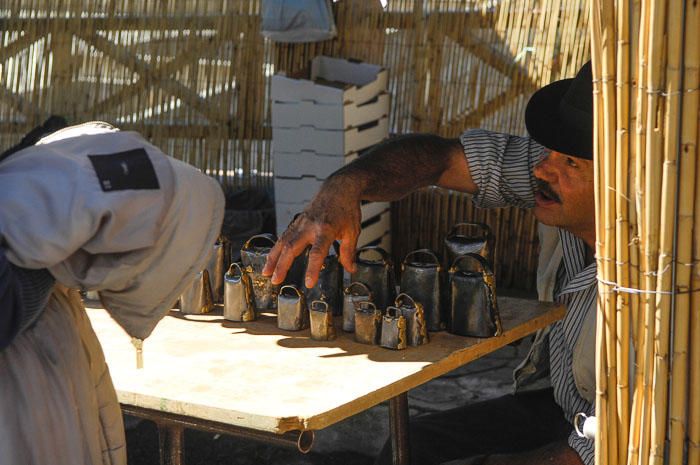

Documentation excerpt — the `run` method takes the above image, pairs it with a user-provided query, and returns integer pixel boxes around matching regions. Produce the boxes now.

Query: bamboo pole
[628,0,652,463]
[590,2,610,463]
[685,2,700,463]
[648,0,678,461]
[614,0,631,459]
[667,0,697,461]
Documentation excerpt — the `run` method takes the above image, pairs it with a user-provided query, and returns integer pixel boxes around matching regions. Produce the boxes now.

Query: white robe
[0,286,126,465]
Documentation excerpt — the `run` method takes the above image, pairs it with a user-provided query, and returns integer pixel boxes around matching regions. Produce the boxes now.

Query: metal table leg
[389,392,410,465]
[157,423,185,465]
[124,404,314,465]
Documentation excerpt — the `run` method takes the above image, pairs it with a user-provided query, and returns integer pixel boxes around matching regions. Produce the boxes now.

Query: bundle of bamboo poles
[590,0,699,463]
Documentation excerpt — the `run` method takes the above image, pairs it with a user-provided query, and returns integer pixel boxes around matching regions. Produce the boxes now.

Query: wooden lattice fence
[0,0,590,289]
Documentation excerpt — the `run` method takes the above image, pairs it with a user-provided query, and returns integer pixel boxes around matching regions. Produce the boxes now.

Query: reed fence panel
[1,0,590,290]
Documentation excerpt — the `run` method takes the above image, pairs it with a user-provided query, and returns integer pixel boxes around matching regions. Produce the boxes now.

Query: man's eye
[566,157,578,168]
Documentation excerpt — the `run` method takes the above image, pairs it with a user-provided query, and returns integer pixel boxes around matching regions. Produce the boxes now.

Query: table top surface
[87,297,564,434]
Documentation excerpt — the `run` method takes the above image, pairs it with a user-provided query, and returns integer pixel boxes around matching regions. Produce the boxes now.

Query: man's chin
[533,206,561,227]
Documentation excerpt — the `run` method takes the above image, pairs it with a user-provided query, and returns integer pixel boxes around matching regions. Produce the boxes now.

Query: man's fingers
[304,239,333,289]
[262,241,284,276]
[339,232,358,274]
[270,238,311,285]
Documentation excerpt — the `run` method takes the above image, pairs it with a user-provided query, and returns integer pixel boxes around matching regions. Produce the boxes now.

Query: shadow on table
[167,307,486,364]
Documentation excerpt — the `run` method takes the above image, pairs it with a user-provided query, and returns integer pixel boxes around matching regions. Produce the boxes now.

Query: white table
[87,296,564,465]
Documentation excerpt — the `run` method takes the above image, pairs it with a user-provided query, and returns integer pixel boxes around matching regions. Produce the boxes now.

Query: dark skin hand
[263,134,474,287]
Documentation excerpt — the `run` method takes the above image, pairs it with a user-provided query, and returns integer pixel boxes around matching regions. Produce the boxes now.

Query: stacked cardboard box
[272,56,391,250]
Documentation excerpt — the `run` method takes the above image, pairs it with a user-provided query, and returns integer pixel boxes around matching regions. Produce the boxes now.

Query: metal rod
[122,404,314,453]
[157,423,184,465]
[389,392,411,465]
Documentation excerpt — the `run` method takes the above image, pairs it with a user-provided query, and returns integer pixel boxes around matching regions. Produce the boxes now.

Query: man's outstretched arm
[263,134,475,287]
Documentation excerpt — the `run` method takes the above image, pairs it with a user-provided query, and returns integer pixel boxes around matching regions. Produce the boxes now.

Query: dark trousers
[375,388,573,465]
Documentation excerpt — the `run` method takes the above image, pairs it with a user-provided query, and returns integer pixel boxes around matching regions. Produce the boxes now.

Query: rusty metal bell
[207,237,227,304]
[448,253,502,338]
[309,300,336,341]
[277,285,308,331]
[351,246,395,310]
[223,263,256,322]
[305,243,343,316]
[354,301,382,345]
[444,222,494,271]
[380,306,407,350]
[395,293,429,346]
[180,269,214,314]
[400,248,444,332]
[241,233,279,311]
[342,282,373,332]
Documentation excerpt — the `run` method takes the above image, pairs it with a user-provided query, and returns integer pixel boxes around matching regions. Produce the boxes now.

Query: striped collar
[557,229,597,296]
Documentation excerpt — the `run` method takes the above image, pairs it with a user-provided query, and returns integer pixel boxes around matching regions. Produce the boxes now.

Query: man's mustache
[535,178,561,203]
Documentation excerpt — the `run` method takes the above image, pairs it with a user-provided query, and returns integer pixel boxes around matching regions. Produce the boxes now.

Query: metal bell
[206,237,227,304]
[444,222,494,271]
[241,233,279,311]
[379,306,407,350]
[351,246,395,310]
[180,269,214,314]
[395,293,429,346]
[354,301,382,345]
[309,300,336,341]
[223,263,256,322]
[400,249,444,331]
[448,253,502,338]
[305,243,343,316]
[342,282,373,332]
[277,285,308,331]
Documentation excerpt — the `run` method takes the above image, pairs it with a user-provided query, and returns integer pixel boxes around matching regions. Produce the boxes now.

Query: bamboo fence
[590,0,699,463]
[1,0,590,290]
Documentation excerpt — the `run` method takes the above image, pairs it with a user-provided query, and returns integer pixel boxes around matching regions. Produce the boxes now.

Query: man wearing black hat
[264,61,596,465]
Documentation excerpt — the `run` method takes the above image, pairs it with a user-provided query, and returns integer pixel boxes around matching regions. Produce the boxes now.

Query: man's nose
[533,155,556,181]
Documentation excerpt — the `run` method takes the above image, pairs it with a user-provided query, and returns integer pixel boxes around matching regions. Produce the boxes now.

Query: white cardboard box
[274,175,325,205]
[273,116,388,155]
[357,210,391,250]
[358,231,391,252]
[272,93,389,130]
[271,56,388,106]
[273,151,358,179]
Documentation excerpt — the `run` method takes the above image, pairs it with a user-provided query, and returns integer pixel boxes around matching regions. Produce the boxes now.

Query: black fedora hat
[525,61,593,160]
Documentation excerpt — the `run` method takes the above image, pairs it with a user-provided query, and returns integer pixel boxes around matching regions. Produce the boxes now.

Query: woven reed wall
[0,0,590,290]
[590,0,700,463]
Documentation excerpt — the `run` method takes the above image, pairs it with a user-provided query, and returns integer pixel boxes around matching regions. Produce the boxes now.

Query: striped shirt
[460,129,596,465]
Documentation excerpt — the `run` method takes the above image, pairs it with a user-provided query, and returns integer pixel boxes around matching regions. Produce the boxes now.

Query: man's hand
[263,133,472,287]
[263,176,362,288]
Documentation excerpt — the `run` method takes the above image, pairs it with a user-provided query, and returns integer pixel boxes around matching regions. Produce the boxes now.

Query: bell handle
[279,285,303,298]
[242,233,277,251]
[345,281,372,297]
[310,299,330,312]
[401,248,440,267]
[385,306,401,318]
[355,245,391,264]
[357,300,377,312]
[449,252,494,275]
[225,262,243,278]
[446,222,492,241]
[394,292,417,308]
